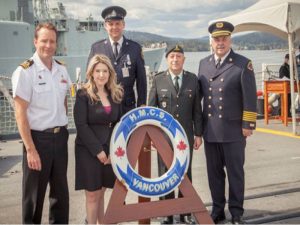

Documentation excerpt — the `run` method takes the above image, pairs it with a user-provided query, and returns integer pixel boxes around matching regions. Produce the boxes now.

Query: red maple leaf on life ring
[115,146,125,157]
[177,140,187,151]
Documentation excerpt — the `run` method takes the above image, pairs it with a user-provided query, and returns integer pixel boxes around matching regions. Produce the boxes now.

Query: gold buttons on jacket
[209,78,213,82]
[219,97,223,101]
[219,115,223,118]
[219,106,223,110]
[208,105,212,108]
[208,113,212,117]
[176,114,179,118]
[219,88,223,92]
[220,78,224,82]
[209,87,212,91]
[209,96,212,99]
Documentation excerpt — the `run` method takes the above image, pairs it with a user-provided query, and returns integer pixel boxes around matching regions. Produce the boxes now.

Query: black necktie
[216,58,221,69]
[113,42,119,58]
[174,76,179,93]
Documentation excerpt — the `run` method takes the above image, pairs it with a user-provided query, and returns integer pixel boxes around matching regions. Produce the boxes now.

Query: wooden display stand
[102,125,213,224]
[264,80,300,126]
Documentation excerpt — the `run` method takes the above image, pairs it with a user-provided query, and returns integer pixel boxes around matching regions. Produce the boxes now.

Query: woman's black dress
[74,89,121,191]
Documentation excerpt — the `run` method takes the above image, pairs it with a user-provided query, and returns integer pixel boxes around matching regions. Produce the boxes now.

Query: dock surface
[0,120,300,224]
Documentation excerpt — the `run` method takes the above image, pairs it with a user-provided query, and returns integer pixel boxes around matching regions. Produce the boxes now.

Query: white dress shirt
[12,52,72,131]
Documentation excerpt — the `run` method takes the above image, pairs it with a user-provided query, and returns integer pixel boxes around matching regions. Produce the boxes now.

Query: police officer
[87,6,147,114]
[198,21,257,224]
[148,45,203,224]
[12,23,71,224]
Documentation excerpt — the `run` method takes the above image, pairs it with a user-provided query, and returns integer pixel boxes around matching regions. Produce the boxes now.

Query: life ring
[110,106,190,198]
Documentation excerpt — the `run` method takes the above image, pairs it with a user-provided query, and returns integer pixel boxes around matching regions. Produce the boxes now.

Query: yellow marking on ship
[256,128,300,139]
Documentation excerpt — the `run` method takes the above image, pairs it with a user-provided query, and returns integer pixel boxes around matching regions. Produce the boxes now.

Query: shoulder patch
[20,59,34,69]
[55,59,65,66]
[247,61,253,71]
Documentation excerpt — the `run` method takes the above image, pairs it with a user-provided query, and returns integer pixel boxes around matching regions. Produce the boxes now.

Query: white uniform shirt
[12,52,72,131]
[214,49,231,66]
[109,36,124,53]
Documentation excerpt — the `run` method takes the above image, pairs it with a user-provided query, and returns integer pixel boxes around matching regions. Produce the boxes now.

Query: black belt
[42,126,65,134]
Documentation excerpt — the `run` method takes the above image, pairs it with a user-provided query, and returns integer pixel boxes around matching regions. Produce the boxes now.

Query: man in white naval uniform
[12,23,71,224]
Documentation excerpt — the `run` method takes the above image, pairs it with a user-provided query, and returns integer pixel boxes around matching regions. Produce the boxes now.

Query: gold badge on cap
[216,22,224,28]
[174,45,180,51]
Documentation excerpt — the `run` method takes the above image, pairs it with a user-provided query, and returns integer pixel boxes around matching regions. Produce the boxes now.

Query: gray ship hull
[0,20,166,80]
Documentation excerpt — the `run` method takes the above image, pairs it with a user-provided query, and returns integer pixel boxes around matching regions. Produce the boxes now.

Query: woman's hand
[97,151,107,164]
[104,156,111,165]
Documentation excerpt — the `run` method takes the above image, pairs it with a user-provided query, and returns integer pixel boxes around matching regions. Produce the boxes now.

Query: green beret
[165,45,184,58]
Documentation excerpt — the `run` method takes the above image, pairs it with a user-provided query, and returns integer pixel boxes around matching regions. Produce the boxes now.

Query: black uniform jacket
[148,70,203,147]
[87,36,147,113]
[74,89,122,157]
[198,50,257,143]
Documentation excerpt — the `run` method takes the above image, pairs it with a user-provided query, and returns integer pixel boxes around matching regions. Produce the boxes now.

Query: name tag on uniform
[122,67,129,78]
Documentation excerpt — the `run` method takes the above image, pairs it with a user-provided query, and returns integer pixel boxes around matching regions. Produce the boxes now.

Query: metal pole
[288,34,297,134]
[287,4,297,135]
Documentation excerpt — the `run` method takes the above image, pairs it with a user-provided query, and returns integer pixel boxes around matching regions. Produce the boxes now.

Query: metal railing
[0,75,77,138]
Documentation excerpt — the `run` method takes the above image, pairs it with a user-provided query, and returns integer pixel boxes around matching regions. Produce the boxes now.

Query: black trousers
[22,127,69,224]
[204,139,246,218]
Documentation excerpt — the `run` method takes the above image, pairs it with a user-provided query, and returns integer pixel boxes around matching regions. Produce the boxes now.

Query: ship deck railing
[0,69,157,139]
[0,65,295,139]
[0,75,77,139]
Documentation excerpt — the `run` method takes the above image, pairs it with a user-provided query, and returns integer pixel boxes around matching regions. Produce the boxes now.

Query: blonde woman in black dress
[74,54,123,224]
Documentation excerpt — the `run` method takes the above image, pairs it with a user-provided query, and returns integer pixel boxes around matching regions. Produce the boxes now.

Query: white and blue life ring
[110,106,190,198]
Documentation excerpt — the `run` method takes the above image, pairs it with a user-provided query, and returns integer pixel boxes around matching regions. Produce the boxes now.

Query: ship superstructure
[0,0,166,78]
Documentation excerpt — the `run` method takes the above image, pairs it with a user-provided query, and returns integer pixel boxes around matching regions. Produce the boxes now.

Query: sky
[48,0,259,39]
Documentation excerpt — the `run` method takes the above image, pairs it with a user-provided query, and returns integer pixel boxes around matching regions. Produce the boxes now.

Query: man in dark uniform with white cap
[87,6,147,114]
[198,21,257,224]
[148,45,203,224]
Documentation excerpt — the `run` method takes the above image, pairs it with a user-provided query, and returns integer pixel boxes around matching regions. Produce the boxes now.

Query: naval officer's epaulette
[55,59,65,66]
[20,59,34,69]
[94,39,107,45]
[154,71,164,76]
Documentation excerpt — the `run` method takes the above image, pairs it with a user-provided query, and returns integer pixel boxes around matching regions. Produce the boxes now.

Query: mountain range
[124,31,289,51]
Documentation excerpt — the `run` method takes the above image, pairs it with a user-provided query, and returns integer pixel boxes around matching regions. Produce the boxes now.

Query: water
[160,50,285,74]
[0,50,291,137]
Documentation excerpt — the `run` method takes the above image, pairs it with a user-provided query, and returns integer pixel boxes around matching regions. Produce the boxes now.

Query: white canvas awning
[210,0,300,134]
[211,0,300,41]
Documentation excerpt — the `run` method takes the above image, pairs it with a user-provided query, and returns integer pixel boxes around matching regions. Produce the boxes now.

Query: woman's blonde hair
[83,54,123,103]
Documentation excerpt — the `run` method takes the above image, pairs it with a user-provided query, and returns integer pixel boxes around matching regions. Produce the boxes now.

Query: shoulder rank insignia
[141,49,144,60]
[247,61,253,71]
[55,59,65,66]
[155,71,164,76]
[20,59,34,69]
